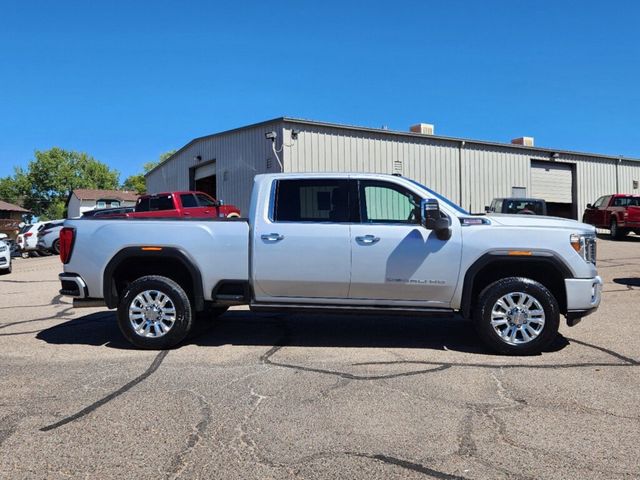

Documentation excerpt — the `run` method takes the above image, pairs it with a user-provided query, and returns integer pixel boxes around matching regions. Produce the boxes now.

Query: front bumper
[564,276,602,325]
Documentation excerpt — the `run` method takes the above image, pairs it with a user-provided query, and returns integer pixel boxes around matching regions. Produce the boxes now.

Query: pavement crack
[166,390,212,480]
[40,350,169,432]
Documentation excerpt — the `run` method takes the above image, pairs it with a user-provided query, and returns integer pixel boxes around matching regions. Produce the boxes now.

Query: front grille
[585,236,597,264]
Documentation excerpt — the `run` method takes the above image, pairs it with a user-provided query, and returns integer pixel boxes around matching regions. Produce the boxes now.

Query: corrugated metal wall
[147,119,640,219]
[283,123,640,217]
[146,121,284,215]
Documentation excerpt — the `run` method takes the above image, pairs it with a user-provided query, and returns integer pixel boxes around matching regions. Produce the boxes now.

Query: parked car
[82,206,135,218]
[0,238,11,274]
[582,194,640,239]
[59,172,601,355]
[485,198,547,215]
[129,191,240,219]
[37,221,65,254]
[16,222,45,257]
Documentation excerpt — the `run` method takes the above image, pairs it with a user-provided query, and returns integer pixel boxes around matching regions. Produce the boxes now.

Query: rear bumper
[59,273,88,298]
[564,276,602,325]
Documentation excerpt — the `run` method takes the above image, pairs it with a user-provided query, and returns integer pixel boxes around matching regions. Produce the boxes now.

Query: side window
[196,193,217,207]
[136,197,150,212]
[274,179,352,223]
[180,194,198,208]
[96,201,106,209]
[495,200,503,212]
[149,195,175,211]
[593,196,608,208]
[359,181,420,224]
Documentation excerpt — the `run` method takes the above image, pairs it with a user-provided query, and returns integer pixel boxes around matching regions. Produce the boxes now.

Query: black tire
[52,239,60,255]
[610,218,621,240]
[0,262,10,275]
[474,277,560,355]
[117,275,193,349]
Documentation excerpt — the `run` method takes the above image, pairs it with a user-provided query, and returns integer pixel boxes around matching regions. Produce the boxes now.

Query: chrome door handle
[355,235,380,244]
[261,233,284,241]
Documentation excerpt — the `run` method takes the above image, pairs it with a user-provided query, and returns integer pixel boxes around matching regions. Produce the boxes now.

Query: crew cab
[127,191,240,219]
[58,173,602,355]
[582,194,640,239]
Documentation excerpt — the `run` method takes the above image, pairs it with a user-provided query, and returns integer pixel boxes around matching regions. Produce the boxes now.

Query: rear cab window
[273,179,354,223]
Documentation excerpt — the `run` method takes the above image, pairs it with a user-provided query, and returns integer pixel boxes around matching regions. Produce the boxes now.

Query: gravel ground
[0,235,638,479]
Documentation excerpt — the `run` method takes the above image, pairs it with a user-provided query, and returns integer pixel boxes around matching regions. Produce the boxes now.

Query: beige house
[66,189,139,218]
[0,200,30,240]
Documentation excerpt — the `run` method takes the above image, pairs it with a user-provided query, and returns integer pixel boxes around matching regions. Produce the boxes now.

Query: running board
[250,303,454,317]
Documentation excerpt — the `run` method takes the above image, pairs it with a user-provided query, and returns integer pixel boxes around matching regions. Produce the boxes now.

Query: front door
[252,178,354,300]
[349,180,462,308]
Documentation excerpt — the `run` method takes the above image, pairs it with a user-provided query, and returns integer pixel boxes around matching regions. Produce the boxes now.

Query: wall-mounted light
[195,155,202,162]
[291,129,300,140]
[265,131,277,141]
[551,152,560,160]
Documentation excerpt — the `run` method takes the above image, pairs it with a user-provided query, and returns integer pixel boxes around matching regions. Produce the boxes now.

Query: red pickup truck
[129,191,241,219]
[582,194,640,239]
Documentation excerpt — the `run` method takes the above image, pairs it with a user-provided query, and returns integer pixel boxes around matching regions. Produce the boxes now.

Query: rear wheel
[474,277,560,355]
[117,275,193,349]
[52,239,60,255]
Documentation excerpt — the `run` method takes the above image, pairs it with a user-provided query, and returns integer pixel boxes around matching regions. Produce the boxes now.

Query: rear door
[252,178,354,300]
[349,179,462,307]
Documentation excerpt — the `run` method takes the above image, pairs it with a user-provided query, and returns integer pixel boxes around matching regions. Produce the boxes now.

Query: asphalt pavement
[0,236,639,479]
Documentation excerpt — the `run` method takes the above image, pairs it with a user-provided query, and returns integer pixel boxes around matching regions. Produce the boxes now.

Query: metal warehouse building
[145,117,640,218]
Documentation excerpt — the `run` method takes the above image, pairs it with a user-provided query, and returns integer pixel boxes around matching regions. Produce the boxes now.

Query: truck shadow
[36,309,569,355]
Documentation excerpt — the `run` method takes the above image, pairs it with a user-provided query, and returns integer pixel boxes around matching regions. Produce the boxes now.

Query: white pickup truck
[59,173,602,355]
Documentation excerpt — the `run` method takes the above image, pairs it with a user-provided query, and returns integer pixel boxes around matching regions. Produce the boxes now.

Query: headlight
[570,233,596,264]
[0,244,7,253]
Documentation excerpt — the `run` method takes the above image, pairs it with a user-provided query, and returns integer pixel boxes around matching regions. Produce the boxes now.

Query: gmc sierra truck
[58,173,602,355]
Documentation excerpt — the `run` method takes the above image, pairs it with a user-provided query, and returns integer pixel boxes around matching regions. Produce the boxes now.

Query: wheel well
[104,248,204,311]
[112,257,194,304]
[463,259,568,317]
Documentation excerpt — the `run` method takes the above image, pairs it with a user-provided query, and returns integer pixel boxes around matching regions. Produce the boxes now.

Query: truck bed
[64,218,250,301]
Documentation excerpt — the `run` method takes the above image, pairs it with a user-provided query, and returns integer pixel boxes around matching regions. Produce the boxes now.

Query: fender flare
[103,246,204,310]
[460,252,574,319]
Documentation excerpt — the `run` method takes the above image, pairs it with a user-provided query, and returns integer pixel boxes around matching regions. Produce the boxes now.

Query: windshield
[406,179,469,215]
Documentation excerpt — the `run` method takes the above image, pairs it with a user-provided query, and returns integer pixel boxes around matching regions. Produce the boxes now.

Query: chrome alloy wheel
[490,292,545,345]
[128,290,177,338]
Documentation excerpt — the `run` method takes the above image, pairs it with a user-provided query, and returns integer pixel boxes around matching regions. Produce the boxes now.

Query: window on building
[274,179,352,222]
[359,181,420,224]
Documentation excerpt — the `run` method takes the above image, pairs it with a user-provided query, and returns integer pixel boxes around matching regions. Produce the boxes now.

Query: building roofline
[145,116,639,178]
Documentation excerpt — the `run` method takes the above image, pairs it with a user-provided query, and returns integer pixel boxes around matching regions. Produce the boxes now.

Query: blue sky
[1,1,639,181]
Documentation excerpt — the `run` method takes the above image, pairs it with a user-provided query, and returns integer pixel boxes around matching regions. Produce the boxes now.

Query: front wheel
[610,218,627,240]
[474,277,560,355]
[117,275,193,349]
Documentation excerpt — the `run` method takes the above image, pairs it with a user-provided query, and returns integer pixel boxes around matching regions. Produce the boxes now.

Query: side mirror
[421,199,452,240]
[216,200,225,207]
[484,206,491,213]
[586,203,593,209]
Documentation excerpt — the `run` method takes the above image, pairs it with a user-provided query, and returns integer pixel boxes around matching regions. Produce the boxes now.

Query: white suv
[0,239,11,275]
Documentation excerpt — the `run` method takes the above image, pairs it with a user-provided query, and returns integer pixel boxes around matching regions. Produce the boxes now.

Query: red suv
[130,191,241,219]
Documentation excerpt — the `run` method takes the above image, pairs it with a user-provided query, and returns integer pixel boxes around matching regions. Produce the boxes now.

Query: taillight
[24,232,32,238]
[59,227,75,264]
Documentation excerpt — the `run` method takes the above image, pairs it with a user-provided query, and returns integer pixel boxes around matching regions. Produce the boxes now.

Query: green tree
[121,150,176,195]
[2,148,120,220]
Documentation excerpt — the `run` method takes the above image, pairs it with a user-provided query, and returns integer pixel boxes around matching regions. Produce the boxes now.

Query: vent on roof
[410,123,434,135]
[511,136,535,147]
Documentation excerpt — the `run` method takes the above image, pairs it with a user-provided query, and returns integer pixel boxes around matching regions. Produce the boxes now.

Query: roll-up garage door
[530,161,573,203]
[194,162,216,180]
